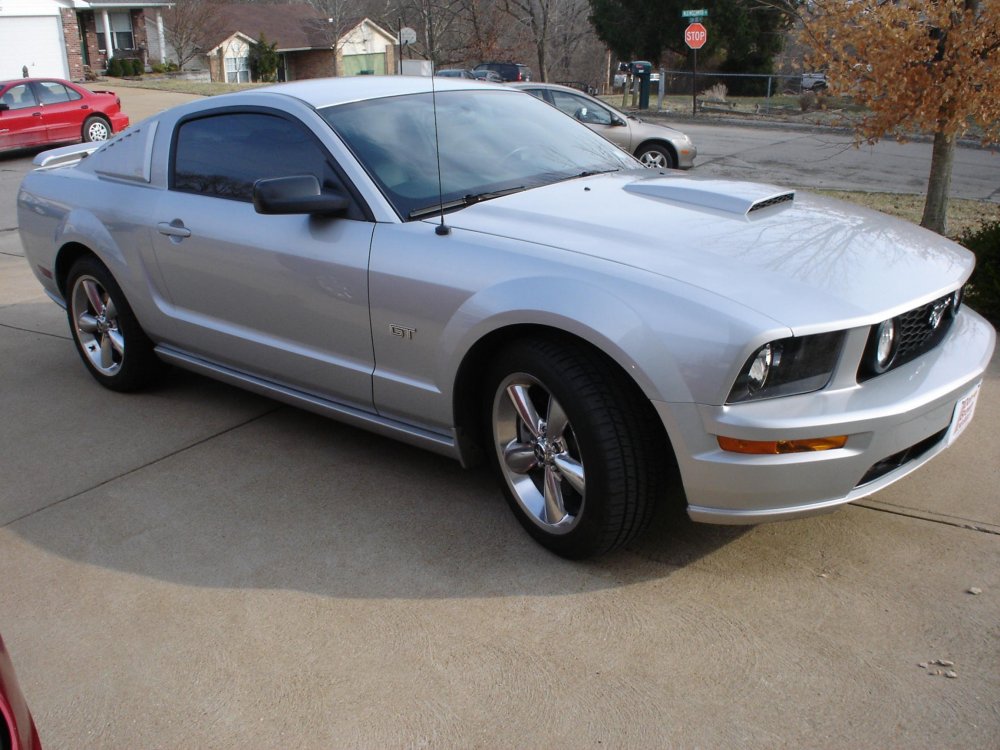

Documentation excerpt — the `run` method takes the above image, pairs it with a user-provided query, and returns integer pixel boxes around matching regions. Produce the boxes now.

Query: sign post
[684,20,707,116]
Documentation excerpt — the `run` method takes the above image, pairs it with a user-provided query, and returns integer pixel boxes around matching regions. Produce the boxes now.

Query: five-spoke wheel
[65,256,163,391]
[493,372,586,533]
[486,338,663,557]
[70,273,124,377]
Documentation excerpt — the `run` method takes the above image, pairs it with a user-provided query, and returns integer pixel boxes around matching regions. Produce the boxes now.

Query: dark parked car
[0,78,128,153]
[473,62,532,82]
[0,634,41,750]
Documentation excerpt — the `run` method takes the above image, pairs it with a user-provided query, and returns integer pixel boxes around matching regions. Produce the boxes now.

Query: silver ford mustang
[17,77,995,558]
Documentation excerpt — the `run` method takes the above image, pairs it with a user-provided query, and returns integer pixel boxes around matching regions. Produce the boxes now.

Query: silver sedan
[17,77,994,558]
[512,81,696,169]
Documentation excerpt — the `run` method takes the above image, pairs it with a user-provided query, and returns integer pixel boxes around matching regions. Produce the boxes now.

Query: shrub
[799,91,815,112]
[959,220,1000,323]
[106,57,123,77]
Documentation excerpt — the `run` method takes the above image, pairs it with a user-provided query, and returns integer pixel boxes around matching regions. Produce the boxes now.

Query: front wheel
[485,338,664,558]
[66,256,164,391]
[635,143,676,169]
[83,115,111,142]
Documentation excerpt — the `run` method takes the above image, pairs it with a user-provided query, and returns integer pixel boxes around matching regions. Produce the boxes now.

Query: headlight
[727,331,845,403]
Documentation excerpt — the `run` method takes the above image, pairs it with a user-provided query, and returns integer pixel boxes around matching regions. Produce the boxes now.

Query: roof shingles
[200,3,364,53]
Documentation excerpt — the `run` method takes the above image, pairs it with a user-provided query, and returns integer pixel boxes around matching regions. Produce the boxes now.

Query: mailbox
[631,60,652,109]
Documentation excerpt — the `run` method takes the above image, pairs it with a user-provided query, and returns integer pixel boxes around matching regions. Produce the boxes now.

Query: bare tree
[397,0,467,67]
[307,0,356,76]
[163,0,220,69]
[458,0,509,63]
[500,0,590,81]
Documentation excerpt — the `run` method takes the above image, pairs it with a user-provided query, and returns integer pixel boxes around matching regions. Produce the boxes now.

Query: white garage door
[0,16,68,80]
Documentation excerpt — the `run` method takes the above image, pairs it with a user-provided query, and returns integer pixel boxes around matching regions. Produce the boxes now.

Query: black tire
[82,115,111,142]
[484,338,664,558]
[65,256,164,392]
[635,143,676,169]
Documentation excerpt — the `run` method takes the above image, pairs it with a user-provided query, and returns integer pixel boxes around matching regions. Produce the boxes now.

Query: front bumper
[675,141,697,169]
[656,307,995,524]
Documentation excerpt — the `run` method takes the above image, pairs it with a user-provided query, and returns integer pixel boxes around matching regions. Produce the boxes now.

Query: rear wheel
[83,115,111,142]
[66,256,163,391]
[635,143,676,169]
[485,338,663,558]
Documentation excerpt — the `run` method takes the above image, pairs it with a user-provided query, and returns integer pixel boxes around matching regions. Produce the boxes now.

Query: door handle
[32,112,42,117]
[157,220,192,239]
[80,104,90,110]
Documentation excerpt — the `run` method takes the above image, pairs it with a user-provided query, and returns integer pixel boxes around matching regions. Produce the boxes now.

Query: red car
[0,634,40,750]
[0,78,129,153]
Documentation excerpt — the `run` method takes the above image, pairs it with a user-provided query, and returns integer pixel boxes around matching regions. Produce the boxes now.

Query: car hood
[443,170,974,332]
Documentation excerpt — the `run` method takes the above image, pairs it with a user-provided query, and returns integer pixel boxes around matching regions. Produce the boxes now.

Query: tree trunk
[920,130,956,236]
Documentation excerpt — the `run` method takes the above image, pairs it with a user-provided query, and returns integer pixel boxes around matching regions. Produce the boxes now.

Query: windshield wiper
[409,185,527,220]
[547,168,621,186]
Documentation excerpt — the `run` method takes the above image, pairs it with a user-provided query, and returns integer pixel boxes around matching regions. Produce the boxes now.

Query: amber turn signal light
[717,435,848,455]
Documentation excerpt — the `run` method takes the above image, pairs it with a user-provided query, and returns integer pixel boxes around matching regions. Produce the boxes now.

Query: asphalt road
[1,89,998,748]
[683,121,1000,201]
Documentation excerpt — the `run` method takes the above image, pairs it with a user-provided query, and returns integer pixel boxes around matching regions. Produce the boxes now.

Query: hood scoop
[624,177,795,217]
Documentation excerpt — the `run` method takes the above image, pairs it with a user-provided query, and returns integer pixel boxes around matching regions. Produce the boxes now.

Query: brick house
[1,0,173,81]
[196,4,398,83]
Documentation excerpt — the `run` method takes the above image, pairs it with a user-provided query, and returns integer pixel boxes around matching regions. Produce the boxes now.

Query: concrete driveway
[1,89,998,748]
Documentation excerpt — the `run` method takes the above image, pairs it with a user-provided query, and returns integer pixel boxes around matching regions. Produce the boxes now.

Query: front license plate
[947,383,980,446]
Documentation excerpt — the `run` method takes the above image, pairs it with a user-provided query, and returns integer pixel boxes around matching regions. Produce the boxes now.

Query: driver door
[149,109,376,410]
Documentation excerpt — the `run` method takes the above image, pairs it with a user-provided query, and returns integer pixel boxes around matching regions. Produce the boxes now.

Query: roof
[250,75,508,109]
[198,3,387,53]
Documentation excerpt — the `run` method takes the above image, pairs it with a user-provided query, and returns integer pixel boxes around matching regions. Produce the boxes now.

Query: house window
[225,56,250,83]
[96,12,135,52]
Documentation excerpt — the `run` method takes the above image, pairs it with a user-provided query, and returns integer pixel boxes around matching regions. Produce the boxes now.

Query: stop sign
[685,22,707,50]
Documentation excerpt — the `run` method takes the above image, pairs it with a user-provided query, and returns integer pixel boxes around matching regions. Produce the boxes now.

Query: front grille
[858,293,957,382]
[856,428,947,486]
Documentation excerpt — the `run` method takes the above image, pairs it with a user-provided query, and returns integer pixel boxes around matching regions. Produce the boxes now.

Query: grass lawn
[105,77,267,96]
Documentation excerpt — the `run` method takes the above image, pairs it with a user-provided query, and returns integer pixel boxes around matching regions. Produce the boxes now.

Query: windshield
[319,89,636,220]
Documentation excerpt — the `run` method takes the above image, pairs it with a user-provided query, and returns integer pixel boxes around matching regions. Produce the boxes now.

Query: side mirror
[611,116,626,127]
[0,103,9,113]
[253,175,348,216]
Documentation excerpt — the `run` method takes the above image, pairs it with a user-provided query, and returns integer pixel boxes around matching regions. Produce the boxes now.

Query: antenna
[429,71,450,236]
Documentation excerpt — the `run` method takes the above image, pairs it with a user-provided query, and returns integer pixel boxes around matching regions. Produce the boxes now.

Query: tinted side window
[173,112,337,202]
[35,82,81,104]
[2,84,38,110]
